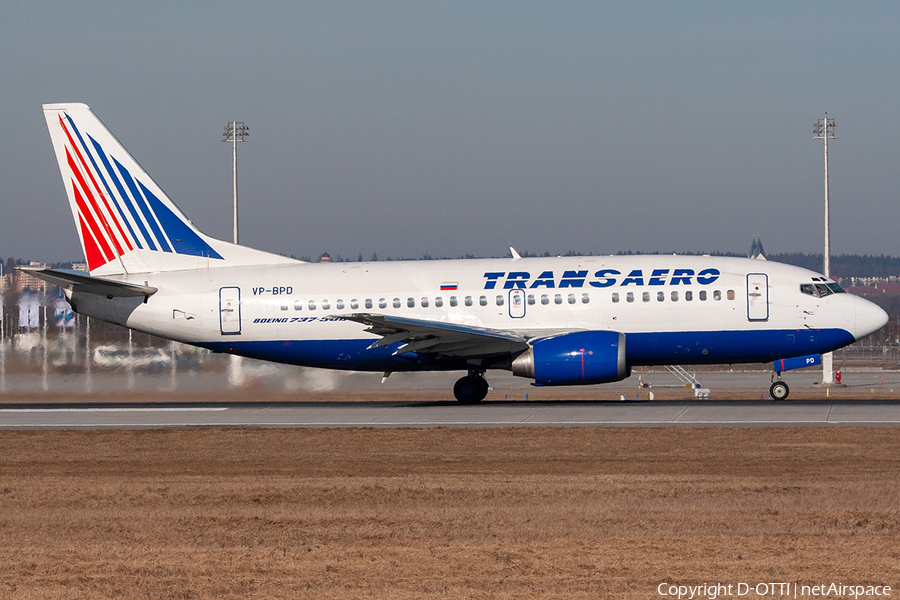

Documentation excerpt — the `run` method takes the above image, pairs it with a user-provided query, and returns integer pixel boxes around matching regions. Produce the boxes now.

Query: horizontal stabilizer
[19,267,157,298]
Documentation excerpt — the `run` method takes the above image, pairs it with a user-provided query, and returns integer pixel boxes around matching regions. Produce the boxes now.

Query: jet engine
[511,331,628,386]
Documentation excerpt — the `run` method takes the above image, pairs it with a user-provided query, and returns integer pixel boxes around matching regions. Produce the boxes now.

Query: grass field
[1,427,898,599]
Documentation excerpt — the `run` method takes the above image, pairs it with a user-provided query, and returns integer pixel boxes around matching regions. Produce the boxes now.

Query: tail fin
[43,103,298,275]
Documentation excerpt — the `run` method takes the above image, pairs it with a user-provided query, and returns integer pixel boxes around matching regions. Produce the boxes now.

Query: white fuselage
[69,254,886,373]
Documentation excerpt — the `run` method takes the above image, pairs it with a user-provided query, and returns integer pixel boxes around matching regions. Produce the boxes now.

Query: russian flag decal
[440,282,458,291]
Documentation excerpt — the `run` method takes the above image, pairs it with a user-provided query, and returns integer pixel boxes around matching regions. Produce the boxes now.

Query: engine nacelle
[511,330,628,386]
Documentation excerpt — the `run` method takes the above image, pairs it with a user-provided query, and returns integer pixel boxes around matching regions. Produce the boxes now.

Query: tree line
[3,252,900,279]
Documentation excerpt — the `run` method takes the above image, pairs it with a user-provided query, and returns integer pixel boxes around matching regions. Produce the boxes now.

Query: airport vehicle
[29,103,888,402]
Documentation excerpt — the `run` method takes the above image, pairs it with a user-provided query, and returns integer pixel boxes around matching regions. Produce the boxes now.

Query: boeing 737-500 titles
[27,103,889,402]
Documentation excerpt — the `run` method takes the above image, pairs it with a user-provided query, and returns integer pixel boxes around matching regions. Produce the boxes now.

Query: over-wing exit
[28,103,888,402]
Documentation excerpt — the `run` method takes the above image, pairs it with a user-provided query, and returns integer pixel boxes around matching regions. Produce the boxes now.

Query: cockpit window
[815,284,833,297]
[801,281,847,297]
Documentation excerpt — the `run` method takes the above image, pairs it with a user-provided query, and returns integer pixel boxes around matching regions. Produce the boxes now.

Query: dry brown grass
[0,427,898,599]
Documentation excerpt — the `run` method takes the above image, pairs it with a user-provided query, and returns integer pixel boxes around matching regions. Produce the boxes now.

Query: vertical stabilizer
[43,103,299,275]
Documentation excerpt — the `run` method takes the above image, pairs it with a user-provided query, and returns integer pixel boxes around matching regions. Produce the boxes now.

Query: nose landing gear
[770,373,790,401]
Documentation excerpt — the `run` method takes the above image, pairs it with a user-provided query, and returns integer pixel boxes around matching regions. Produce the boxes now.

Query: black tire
[770,381,790,401]
[477,376,489,398]
[454,375,488,403]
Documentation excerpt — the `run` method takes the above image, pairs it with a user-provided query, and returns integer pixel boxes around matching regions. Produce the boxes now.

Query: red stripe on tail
[59,115,133,252]
[78,213,107,272]
[71,175,114,266]
[65,145,125,257]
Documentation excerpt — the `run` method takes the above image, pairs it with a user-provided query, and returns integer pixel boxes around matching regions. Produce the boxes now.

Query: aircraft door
[509,289,526,318]
[746,273,768,321]
[219,286,242,334]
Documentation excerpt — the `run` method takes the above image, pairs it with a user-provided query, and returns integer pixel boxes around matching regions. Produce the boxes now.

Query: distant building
[845,281,900,295]
[14,262,50,292]
[319,252,332,263]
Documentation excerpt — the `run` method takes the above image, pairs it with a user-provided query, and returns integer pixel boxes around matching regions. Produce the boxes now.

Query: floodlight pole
[222,121,249,388]
[813,113,837,385]
[222,121,249,244]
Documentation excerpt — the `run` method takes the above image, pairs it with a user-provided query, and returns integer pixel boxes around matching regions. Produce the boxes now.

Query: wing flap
[336,313,529,358]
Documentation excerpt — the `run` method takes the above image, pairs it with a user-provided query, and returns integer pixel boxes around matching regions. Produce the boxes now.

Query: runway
[2,398,900,429]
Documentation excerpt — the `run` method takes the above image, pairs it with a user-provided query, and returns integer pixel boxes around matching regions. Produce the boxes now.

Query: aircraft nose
[854,296,889,340]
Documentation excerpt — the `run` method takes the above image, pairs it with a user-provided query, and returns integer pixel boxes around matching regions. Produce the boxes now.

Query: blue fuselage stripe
[200,328,855,373]
[623,329,854,366]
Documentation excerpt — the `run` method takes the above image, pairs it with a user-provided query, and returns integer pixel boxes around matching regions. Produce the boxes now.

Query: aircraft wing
[337,313,529,358]
[19,267,158,299]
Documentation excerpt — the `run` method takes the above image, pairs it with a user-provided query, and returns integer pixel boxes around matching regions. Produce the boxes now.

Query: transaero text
[483,268,721,290]
[657,582,891,599]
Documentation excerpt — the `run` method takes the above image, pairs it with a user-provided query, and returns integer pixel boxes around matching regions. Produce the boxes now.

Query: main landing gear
[770,373,790,401]
[453,369,489,403]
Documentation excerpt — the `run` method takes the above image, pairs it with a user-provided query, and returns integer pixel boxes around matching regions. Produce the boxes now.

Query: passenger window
[642,292,650,302]
[393,298,401,309]
[612,292,620,303]
[421,297,429,308]
[378,298,386,309]
[541,294,549,305]
[308,300,317,310]
[322,300,331,310]
[671,291,678,302]
[626,292,634,303]
[281,302,289,311]
[496,295,504,306]
[527,294,535,305]
[435,297,443,308]
[450,296,458,307]
[685,291,692,301]
[582,293,590,304]
[336,299,344,310]
[479,296,487,306]
[554,294,563,305]
[465,296,473,307]
[699,291,707,301]
[727,290,735,301]
[294,300,303,311]
[407,298,415,308]
[350,299,358,309]
[657,291,665,302]
[568,294,576,304]
[713,290,722,301]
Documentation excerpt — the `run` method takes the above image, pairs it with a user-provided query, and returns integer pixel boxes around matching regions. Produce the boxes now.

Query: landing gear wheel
[454,375,489,403]
[770,381,790,401]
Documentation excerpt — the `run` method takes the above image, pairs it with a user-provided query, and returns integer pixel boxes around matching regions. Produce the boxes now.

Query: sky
[2,2,899,264]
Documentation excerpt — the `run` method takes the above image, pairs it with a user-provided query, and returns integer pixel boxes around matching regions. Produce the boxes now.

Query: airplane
[27,103,888,402]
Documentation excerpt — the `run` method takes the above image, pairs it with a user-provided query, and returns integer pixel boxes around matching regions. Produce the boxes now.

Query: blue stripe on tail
[114,156,170,251]
[139,182,224,259]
